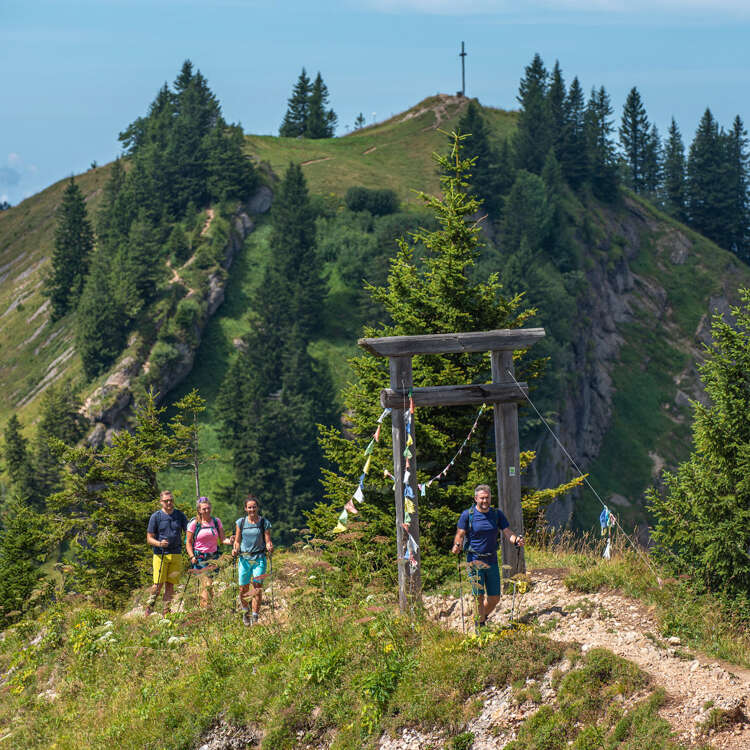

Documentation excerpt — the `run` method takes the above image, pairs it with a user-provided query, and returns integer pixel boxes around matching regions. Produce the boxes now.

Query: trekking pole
[269,553,275,616]
[456,555,466,635]
[179,564,194,614]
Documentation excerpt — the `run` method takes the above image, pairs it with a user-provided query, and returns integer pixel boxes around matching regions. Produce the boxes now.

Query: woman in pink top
[186,497,227,608]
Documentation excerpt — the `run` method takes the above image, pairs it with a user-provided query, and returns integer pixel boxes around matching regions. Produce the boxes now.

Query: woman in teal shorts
[232,495,273,626]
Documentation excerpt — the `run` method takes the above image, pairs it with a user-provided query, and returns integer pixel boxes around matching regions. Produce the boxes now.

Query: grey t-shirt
[235,516,271,557]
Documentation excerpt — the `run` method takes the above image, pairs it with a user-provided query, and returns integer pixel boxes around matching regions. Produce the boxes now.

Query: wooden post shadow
[359,327,546,610]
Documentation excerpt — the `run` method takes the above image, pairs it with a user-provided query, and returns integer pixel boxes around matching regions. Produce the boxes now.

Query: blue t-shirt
[236,517,271,558]
[147,509,188,555]
[457,507,509,563]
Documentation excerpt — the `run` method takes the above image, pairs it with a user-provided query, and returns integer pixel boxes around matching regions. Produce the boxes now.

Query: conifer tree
[561,76,587,189]
[34,383,85,502]
[43,177,94,320]
[204,122,257,203]
[305,72,337,139]
[643,123,663,197]
[619,87,652,193]
[725,115,750,261]
[547,61,567,161]
[2,414,36,504]
[310,133,581,567]
[96,159,127,252]
[513,54,553,174]
[279,68,312,137]
[584,86,618,201]
[456,100,501,216]
[75,255,127,380]
[687,108,729,245]
[47,392,179,603]
[649,290,750,603]
[663,118,688,222]
[354,112,366,130]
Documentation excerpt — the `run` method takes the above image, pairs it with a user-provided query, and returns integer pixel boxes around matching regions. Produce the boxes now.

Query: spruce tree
[2,414,36,504]
[725,115,750,261]
[561,76,587,189]
[34,383,85,501]
[279,68,312,137]
[649,289,750,603]
[643,123,663,197]
[584,86,618,201]
[75,254,127,380]
[687,108,728,245]
[619,87,651,193]
[456,100,501,216]
[547,61,567,162]
[310,133,581,566]
[43,177,94,320]
[204,122,257,203]
[354,112,366,130]
[305,72,337,139]
[513,54,553,174]
[663,117,688,222]
[96,159,127,252]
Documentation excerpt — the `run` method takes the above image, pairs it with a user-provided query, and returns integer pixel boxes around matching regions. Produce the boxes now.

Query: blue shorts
[467,559,501,597]
[238,554,267,586]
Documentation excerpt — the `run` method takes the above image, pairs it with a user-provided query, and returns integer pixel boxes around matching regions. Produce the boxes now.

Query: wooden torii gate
[358,327,546,611]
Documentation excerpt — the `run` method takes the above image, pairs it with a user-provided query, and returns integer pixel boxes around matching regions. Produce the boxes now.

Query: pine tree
[619,87,651,193]
[43,177,94,320]
[561,76,587,189]
[204,122,257,203]
[456,100,501,216]
[309,133,581,565]
[687,108,729,245]
[513,54,553,175]
[75,254,127,380]
[584,86,618,201]
[649,289,750,603]
[2,414,36,504]
[663,118,687,222]
[354,113,366,130]
[96,159,127,252]
[279,68,312,137]
[725,115,750,261]
[305,72,337,139]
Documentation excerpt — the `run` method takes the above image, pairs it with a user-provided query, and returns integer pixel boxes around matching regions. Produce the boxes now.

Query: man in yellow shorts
[145,490,189,616]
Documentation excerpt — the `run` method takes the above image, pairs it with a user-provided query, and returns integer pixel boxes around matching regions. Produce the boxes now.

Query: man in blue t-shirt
[451,484,524,629]
[145,490,188,616]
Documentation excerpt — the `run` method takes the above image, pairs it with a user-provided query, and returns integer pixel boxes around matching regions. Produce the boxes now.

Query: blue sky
[2,0,749,205]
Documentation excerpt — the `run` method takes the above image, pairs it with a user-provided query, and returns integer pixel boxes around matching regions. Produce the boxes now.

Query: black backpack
[462,506,499,552]
[238,516,269,553]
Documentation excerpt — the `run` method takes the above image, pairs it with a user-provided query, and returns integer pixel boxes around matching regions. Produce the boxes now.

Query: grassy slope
[0,166,112,429]
[0,548,700,750]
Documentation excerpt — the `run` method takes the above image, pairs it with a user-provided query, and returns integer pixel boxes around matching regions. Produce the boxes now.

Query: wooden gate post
[491,350,526,578]
[389,356,421,611]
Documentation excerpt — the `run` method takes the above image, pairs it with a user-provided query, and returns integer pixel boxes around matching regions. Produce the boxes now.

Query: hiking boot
[252,613,259,625]
[242,610,252,626]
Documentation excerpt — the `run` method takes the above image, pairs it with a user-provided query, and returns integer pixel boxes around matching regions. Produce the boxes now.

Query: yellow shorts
[153,553,182,584]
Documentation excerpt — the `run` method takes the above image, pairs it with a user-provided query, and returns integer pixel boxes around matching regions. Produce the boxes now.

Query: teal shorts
[467,559,501,597]
[238,554,267,586]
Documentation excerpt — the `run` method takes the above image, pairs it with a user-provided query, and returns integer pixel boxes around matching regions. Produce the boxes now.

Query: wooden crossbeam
[358,328,545,358]
[380,382,527,409]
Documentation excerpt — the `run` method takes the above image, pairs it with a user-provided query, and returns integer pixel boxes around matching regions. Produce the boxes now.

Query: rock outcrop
[82,187,272,446]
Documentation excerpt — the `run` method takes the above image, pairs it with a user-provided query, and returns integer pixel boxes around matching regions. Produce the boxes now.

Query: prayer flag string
[332,408,391,533]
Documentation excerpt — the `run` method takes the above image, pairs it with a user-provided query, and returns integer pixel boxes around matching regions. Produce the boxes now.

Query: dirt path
[422,570,750,749]
[300,156,333,167]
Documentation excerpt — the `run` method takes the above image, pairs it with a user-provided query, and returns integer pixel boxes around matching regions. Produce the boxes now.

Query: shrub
[345,186,399,216]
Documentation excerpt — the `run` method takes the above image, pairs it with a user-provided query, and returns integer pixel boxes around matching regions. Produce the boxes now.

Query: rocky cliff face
[533,196,739,526]
[82,186,272,446]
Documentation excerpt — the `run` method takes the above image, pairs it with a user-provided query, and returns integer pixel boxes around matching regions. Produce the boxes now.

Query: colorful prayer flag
[332,522,347,534]
[404,484,414,499]
[405,499,415,514]
[339,508,348,524]
[353,486,364,504]
[374,425,381,441]
[344,500,358,515]
[404,512,411,524]
[363,455,372,474]
[364,440,375,456]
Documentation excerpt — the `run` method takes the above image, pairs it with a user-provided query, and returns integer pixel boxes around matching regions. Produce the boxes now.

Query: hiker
[145,490,189,616]
[232,494,273,626]
[451,484,524,629]
[186,497,227,608]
